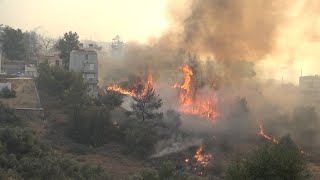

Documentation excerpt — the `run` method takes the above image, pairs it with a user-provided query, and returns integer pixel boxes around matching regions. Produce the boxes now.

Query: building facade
[38,51,62,67]
[25,64,37,77]
[69,49,98,96]
[299,75,320,111]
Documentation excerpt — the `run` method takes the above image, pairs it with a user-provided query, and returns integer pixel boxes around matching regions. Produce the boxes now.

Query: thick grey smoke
[171,0,288,61]
[100,0,320,158]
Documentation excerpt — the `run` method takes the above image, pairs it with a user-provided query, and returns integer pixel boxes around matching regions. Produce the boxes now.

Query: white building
[69,49,98,96]
[25,64,37,77]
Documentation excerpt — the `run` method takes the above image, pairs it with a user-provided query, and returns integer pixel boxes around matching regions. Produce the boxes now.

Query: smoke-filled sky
[0,0,169,42]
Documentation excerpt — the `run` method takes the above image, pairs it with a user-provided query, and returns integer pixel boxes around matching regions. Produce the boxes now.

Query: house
[24,64,37,77]
[69,49,98,96]
[37,50,62,67]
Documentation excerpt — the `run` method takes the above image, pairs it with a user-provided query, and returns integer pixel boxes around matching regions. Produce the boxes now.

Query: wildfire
[258,123,279,144]
[107,85,135,96]
[194,145,213,167]
[107,73,154,97]
[173,65,219,119]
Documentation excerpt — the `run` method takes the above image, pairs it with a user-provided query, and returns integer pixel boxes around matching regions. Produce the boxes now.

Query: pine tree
[130,82,162,121]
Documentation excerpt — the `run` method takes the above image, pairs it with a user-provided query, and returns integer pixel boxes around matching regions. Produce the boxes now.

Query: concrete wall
[69,50,98,74]
[25,65,37,77]
[69,50,99,96]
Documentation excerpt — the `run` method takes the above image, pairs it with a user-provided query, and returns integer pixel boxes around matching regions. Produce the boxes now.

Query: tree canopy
[226,136,311,180]
[56,31,80,68]
[131,82,163,121]
[2,26,26,60]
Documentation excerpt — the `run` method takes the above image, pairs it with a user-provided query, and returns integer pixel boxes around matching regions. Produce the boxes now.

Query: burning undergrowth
[100,0,320,177]
[105,62,317,176]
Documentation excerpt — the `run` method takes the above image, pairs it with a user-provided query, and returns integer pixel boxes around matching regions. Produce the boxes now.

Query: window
[89,64,94,70]
[87,74,94,80]
[85,54,88,60]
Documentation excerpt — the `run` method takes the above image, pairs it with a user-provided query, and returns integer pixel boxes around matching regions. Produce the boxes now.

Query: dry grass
[0,78,41,108]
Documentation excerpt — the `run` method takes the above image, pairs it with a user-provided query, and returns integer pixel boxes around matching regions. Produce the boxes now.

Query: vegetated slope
[26,90,149,179]
[25,90,320,179]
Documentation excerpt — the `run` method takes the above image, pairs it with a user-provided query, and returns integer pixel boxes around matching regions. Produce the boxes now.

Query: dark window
[85,54,88,60]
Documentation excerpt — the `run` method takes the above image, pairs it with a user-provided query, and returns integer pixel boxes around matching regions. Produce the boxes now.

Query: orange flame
[107,73,154,98]
[258,123,279,144]
[107,85,136,96]
[194,145,213,167]
[173,65,219,119]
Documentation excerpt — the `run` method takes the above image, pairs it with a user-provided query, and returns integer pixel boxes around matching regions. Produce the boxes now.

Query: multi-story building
[69,49,98,96]
[299,75,320,111]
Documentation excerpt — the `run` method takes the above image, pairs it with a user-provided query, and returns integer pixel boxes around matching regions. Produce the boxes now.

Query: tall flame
[173,65,193,106]
[173,65,219,119]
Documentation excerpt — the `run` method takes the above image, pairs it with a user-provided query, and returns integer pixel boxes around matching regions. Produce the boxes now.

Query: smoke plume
[168,0,288,61]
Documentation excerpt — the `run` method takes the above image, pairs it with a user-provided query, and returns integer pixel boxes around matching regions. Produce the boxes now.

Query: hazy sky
[0,0,170,42]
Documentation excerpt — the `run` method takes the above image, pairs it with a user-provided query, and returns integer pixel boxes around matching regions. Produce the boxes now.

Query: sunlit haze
[0,0,169,42]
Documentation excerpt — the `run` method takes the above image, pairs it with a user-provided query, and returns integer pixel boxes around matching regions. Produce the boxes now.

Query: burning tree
[173,64,219,119]
[131,80,163,121]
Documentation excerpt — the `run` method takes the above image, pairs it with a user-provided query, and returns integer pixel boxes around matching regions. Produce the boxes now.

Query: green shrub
[125,120,157,156]
[159,160,175,179]
[0,127,111,179]
[37,62,90,107]
[0,87,16,98]
[0,102,19,125]
[96,90,124,110]
[226,136,311,180]
[140,169,159,180]
[71,106,113,146]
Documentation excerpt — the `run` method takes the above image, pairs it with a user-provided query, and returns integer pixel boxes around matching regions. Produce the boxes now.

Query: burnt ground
[18,90,320,179]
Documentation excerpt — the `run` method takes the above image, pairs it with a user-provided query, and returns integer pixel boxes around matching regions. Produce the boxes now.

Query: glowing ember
[173,65,219,119]
[194,145,213,167]
[258,123,279,144]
